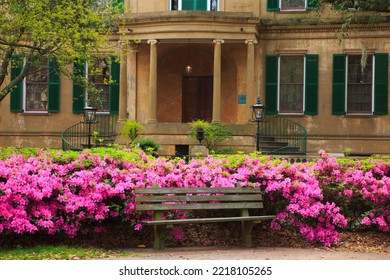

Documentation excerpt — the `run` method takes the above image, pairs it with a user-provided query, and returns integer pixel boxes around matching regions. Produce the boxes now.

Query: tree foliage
[318,0,390,41]
[320,0,389,12]
[0,0,123,102]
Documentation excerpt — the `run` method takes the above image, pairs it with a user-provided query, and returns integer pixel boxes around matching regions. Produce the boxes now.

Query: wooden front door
[182,76,213,122]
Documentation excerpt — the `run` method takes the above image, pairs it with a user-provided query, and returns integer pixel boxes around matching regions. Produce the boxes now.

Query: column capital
[213,39,225,44]
[245,39,258,45]
[147,39,158,45]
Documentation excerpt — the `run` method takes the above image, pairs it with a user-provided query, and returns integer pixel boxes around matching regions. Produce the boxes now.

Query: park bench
[134,185,275,250]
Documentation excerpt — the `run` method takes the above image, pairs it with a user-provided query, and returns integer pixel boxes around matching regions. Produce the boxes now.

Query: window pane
[280,56,304,113]
[347,54,373,114]
[25,66,48,111]
[171,0,178,10]
[281,0,305,10]
[89,58,110,111]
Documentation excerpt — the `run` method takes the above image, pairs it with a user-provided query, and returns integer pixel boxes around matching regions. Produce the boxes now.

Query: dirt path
[114,247,390,260]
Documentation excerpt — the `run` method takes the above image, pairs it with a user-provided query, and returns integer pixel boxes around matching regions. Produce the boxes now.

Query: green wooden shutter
[332,54,346,115]
[110,56,120,115]
[182,0,207,10]
[267,0,280,11]
[72,61,85,114]
[304,54,319,115]
[48,58,60,112]
[113,0,124,12]
[265,55,279,115]
[307,0,319,10]
[374,53,388,115]
[10,55,23,112]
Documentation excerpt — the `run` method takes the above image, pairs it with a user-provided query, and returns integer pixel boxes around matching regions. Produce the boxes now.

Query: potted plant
[189,120,211,145]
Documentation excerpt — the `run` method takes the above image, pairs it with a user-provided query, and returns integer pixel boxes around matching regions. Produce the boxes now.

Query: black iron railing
[62,115,118,151]
[259,116,307,155]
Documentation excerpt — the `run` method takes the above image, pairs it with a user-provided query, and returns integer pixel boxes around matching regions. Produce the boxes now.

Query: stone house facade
[1,0,389,155]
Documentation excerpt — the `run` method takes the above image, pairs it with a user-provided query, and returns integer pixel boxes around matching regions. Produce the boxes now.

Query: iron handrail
[260,116,307,155]
[62,115,118,151]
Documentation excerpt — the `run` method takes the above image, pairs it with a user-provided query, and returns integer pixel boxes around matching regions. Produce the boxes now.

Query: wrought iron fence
[62,115,118,151]
[259,116,307,155]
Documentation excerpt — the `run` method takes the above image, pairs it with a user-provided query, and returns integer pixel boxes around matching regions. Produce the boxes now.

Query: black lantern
[83,106,97,148]
[252,97,265,151]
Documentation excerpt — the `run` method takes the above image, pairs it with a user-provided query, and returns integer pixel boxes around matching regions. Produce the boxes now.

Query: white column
[127,42,138,121]
[212,39,224,123]
[119,41,127,121]
[245,39,258,121]
[147,39,158,123]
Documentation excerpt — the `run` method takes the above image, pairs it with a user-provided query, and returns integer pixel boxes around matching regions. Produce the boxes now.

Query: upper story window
[267,0,318,12]
[171,0,218,11]
[281,0,305,11]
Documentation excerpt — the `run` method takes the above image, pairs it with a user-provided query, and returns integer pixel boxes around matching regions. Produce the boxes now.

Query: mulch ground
[2,222,387,253]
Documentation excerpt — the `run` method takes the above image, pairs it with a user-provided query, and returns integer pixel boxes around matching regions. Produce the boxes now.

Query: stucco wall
[260,25,390,154]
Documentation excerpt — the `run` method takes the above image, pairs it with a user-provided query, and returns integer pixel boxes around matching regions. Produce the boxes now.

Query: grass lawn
[0,245,127,260]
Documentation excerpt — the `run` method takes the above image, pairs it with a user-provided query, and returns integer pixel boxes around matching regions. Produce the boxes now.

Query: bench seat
[135,185,275,250]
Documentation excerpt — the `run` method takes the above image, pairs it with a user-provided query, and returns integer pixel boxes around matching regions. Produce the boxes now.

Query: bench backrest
[134,187,264,211]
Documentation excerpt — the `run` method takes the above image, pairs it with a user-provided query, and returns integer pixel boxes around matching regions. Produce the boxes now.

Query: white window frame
[280,0,307,11]
[345,53,375,115]
[170,0,218,11]
[277,55,306,115]
[23,59,49,113]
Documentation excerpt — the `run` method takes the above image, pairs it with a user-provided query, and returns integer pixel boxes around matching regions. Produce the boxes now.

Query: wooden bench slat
[134,187,262,194]
[140,215,276,225]
[135,194,263,203]
[134,186,273,250]
[136,202,264,211]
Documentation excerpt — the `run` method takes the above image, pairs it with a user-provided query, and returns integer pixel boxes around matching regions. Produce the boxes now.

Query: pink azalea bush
[0,147,389,247]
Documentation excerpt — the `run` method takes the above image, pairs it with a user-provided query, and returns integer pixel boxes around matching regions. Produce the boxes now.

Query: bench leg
[154,225,167,250]
[241,221,255,248]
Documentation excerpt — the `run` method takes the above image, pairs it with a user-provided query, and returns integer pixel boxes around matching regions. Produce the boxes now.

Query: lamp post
[252,97,265,152]
[83,106,97,148]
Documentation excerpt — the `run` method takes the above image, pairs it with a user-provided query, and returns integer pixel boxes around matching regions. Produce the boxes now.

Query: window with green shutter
[267,0,318,11]
[171,0,216,11]
[332,53,388,116]
[10,56,60,113]
[265,54,319,116]
[72,57,119,115]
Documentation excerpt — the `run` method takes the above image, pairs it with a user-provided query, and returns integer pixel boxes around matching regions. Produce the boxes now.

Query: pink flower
[361,217,371,226]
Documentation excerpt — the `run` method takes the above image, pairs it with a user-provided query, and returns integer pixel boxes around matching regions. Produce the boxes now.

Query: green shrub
[135,138,160,153]
[120,120,144,144]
